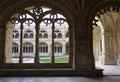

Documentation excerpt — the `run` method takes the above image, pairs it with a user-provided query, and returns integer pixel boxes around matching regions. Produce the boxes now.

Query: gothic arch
[39,42,48,53]
[24,30,34,38]
[23,42,34,53]
[40,30,48,38]
[89,0,120,27]
[88,1,120,65]
[0,0,105,76]
[13,30,19,38]
[0,0,75,70]
[0,0,75,65]
[12,42,19,54]
[0,0,75,27]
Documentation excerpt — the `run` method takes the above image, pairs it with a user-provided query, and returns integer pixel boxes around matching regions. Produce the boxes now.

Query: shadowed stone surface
[0,76,120,82]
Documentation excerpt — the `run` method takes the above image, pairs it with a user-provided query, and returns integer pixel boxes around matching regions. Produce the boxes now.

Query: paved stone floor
[11,59,120,75]
[0,76,119,82]
[0,63,120,82]
[2,61,119,82]
[96,62,120,75]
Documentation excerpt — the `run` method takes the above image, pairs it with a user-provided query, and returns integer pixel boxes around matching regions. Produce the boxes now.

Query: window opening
[6,6,70,67]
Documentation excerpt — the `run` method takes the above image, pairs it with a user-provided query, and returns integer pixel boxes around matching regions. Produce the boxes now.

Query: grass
[12,56,69,63]
[40,57,69,63]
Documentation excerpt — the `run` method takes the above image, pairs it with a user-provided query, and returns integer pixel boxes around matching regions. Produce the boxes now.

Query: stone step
[0,69,103,76]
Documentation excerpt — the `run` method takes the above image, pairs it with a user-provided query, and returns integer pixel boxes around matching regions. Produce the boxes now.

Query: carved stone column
[93,27,101,62]
[104,33,117,65]
[0,24,6,64]
[62,42,66,55]
[34,23,40,63]
[5,22,13,63]
[75,25,95,70]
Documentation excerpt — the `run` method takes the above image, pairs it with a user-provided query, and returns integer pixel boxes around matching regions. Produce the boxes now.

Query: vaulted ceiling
[0,0,106,17]
[0,0,120,25]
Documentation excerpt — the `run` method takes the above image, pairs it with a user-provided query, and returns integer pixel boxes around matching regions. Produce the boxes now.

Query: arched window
[13,30,19,38]
[12,43,18,53]
[58,33,62,38]
[30,33,34,38]
[23,43,33,53]
[54,30,62,38]
[24,30,34,38]
[39,30,48,38]
[9,6,71,65]
[24,33,28,38]
[15,33,19,38]
[54,43,62,53]
[44,33,48,38]
[39,43,48,53]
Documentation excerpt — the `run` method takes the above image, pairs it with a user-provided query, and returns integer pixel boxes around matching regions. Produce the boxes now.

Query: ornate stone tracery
[5,6,72,68]
[3,0,120,76]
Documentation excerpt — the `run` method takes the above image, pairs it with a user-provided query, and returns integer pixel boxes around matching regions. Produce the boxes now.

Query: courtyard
[12,56,69,63]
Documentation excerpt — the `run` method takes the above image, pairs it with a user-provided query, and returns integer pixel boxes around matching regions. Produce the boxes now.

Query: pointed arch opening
[91,5,120,75]
[4,4,73,69]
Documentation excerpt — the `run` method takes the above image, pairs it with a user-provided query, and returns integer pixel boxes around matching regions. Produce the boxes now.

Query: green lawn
[40,57,69,63]
[12,56,69,63]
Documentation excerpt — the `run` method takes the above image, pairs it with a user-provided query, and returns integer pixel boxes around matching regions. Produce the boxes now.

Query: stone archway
[90,3,120,65]
[0,0,75,69]
[0,0,104,76]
